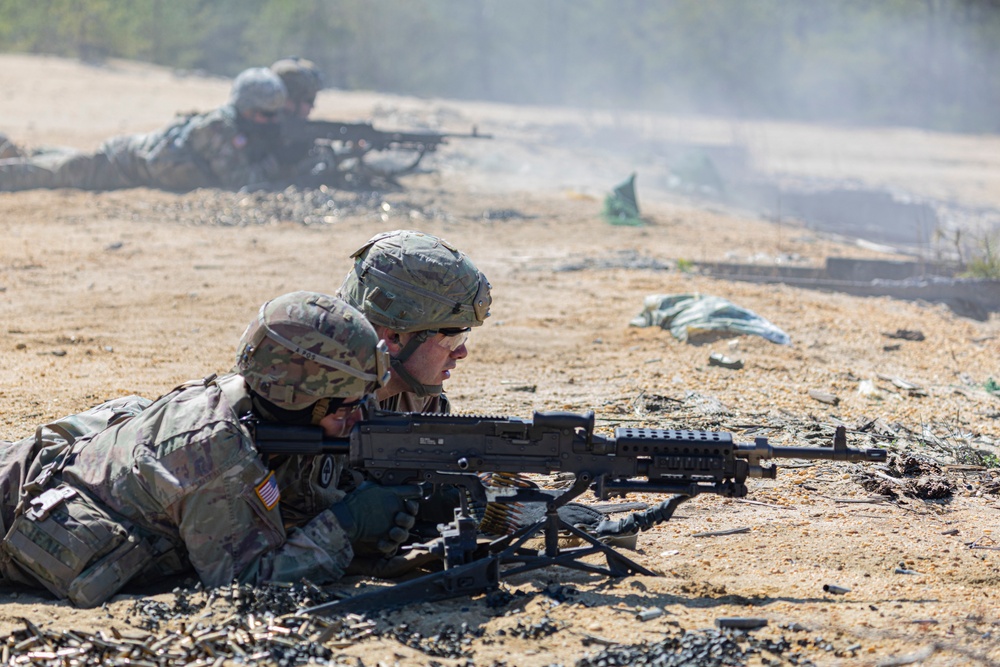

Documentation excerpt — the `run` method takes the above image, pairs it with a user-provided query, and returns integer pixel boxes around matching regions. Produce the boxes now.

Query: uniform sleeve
[184,117,279,190]
[172,426,354,587]
[254,509,355,584]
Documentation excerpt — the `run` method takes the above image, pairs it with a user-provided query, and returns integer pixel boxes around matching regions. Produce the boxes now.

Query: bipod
[488,501,657,579]
[301,481,687,617]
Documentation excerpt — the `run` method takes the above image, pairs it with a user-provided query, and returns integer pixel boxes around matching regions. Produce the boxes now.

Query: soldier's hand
[331,482,421,557]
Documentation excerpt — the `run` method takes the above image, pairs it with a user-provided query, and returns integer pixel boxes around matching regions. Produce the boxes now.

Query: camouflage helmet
[229,67,287,115]
[270,57,322,106]
[338,230,491,333]
[236,291,390,411]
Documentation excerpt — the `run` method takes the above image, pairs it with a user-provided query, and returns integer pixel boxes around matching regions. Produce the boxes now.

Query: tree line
[2,0,999,133]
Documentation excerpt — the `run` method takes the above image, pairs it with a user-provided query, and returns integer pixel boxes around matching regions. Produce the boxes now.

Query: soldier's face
[317,395,365,437]
[399,330,469,387]
[249,109,280,124]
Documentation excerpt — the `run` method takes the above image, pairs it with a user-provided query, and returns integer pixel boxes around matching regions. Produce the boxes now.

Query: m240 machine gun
[253,410,886,614]
[278,118,492,186]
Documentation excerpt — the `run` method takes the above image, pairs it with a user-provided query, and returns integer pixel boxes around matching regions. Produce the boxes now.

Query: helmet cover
[270,57,322,105]
[236,291,389,410]
[230,67,288,114]
[338,230,491,333]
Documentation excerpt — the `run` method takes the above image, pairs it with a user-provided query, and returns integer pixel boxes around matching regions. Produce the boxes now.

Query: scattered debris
[576,628,815,667]
[144,188,450,228]
[808,389,840,405]
[715,618,768,630]
[823,584,851,595]
[883,329,926,341]
[877,374,927,396]
[708,352,744,370]
[968,535,1000,551]
[691,527,751,538]
[602,172,644,226]
[858,455,954,499]
[635,607,665,622]
[481,208,532,221]
[858,379,881,397]
[830,496,891,504]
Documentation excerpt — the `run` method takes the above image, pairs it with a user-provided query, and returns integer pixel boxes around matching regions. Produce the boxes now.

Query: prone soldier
[0,67,290,193]
[0,291,421,607]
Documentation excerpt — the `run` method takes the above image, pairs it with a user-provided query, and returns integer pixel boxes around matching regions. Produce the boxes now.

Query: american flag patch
[254,471,280,510]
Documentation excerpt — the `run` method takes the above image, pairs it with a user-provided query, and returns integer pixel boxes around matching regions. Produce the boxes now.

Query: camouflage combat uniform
[0,106,282,193]
[380,392,449,414]
[0,373,354,607]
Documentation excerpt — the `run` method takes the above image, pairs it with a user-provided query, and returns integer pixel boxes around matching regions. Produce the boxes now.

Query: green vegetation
[2,0,1000,133]
[675,258,694,274]
[963,233,1000,279]
[956,448,1000,469]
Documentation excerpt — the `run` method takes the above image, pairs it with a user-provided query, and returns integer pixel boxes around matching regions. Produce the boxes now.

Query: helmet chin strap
[390,332,443,397]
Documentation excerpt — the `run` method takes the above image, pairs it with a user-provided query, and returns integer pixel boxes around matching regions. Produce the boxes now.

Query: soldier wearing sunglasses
[338,229,491,414]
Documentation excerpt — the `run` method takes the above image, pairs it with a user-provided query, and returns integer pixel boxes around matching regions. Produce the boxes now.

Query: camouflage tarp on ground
[630,293,791,345]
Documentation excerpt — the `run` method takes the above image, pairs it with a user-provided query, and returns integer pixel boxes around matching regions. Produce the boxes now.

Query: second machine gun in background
[278,118,492,188]
[254,410,886,614]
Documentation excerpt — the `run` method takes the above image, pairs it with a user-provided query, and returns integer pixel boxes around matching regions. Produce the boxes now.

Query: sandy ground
[0,54,999,666]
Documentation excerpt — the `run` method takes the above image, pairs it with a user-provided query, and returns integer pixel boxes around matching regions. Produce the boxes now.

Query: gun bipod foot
[493,516,657,580]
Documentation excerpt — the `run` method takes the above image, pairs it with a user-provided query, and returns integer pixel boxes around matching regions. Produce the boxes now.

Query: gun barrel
[738,443,886,463]
[253,422,350,456]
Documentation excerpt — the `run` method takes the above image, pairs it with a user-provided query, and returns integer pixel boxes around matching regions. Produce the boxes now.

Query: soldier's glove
[331,482,421,558]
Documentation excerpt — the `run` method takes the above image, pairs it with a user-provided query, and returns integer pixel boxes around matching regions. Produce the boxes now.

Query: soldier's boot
[0,133,23,160]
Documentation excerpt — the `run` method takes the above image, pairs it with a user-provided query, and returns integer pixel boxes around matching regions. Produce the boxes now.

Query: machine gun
[278,118,492,185]
[253,410,886,615]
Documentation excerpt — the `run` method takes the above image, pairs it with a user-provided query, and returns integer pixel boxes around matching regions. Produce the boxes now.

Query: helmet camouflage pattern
[338,230,491,332]
[270,57,322,106]
[229,67,287,114]
[236,291,389,410]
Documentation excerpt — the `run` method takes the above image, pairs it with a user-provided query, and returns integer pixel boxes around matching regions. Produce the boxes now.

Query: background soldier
[0,67,289,192]
[271,56,323,120]
[0,291,420,607]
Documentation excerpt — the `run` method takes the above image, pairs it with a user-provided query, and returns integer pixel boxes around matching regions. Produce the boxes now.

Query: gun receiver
[277,118,492,183]
[252,411,885,615]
